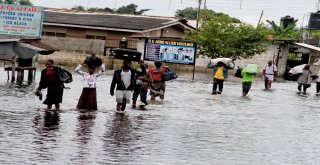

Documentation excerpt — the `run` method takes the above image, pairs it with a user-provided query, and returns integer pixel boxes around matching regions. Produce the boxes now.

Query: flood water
[1,67,320,165]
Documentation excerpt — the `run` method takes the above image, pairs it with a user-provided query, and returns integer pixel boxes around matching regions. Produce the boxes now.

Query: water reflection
[32,110,61,163]
[72,111,96,164]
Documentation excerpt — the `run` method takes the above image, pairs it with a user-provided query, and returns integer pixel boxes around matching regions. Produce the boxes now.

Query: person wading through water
[211,61,228,95]
[263,60,278,90]
[149,61,166,101]
[36,59,65,111]
[75,60,105,110]
[110,60,137,112]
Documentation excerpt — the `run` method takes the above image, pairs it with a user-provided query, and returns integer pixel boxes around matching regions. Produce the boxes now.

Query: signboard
[144,38,196,65]
[0,4,44,37]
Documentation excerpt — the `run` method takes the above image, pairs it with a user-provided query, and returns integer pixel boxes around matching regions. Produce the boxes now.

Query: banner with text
[144,38,196,65]
[0,4,44,37]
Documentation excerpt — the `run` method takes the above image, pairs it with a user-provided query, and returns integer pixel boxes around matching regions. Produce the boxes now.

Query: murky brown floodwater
[1,67,320,165]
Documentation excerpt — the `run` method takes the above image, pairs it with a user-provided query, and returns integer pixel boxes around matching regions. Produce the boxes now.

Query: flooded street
[1,68,320,165]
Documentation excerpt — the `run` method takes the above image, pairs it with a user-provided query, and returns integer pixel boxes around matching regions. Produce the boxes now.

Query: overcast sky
[31,0,319,26]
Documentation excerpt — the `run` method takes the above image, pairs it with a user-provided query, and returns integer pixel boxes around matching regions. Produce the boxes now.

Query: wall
[162,26,185,38]
[41,36,104,54]
[43,25,67,33]
[38,37,106,66]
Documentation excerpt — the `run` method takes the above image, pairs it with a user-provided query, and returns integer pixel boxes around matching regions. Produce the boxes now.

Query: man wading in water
[263,60,278,90]
[110,60,137,112]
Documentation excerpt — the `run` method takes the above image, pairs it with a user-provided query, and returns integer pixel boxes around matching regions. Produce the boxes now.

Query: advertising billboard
[144,38,196,65]
[0,4,44,37]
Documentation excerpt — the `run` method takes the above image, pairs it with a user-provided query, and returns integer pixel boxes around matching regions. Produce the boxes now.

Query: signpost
[144,38,196,65]
[144,38,197,80]
[0,4,44,38]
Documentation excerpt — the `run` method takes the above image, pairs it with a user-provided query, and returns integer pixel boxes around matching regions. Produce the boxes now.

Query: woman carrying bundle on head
[75,57,105,110]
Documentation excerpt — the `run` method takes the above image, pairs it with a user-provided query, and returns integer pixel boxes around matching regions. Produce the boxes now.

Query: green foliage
[311,30,320,38]
[186,15,268,59]
[116,4,149,15]
[266,20,302,40]
[71,4,149,15]
[175,7,240,23]
[71,5,86,11]
[0,0,32,5]
[19,0,32,5]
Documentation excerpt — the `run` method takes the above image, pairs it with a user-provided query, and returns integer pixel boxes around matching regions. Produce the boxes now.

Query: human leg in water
[54,103,60,110]
[140,88,148,105]
[217,80,224,94]
[212,78,218,94]
[121,98,126,111]
[298,84,302,93]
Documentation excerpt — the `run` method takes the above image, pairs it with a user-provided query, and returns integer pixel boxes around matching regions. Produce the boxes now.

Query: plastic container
[245,64,259,74]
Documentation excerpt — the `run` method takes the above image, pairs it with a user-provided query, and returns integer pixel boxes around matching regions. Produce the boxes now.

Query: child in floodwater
[75,61,105,110]
[132,61,151,108]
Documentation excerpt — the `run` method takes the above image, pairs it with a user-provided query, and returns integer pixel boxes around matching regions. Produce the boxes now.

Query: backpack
[149,68,164,83]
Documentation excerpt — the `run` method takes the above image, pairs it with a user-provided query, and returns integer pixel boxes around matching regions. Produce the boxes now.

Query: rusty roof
[43,9,194,32]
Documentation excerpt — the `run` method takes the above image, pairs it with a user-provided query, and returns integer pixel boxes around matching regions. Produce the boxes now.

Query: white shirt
[75,64,105,88]
[264,64,278,75]
[317,71,320,82]
[121,69,131,89]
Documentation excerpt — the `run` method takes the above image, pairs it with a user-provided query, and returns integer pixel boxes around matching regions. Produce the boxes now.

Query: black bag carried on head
[85,54,103,68]
[57,67,73,83]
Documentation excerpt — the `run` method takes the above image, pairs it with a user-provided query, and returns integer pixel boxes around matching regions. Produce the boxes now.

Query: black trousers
[213,78,224,92]
[298,84,310,93]
[317,82,320,93]
[242,82,252,95]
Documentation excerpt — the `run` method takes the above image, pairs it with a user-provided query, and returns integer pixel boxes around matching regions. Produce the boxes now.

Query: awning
[292,42,320,52]
[0,39,58,60]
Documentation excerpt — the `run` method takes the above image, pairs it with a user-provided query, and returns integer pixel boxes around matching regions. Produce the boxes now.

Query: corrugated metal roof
[293,42,320,52]
[43,9,194,32]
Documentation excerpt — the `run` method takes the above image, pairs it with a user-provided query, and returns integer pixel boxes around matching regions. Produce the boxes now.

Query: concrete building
[36,8,195,68]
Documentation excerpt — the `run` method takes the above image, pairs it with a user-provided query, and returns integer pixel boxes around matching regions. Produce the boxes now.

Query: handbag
[57,67,73,83]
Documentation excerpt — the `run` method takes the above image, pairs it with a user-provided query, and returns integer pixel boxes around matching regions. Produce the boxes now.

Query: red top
[46,69,57,81]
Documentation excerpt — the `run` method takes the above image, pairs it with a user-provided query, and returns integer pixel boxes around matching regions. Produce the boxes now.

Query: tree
[88,7,114,13]
[19,0,32,5]
[175,7,240,23]
[186,14,268,59]
[116,4,150,15]
[175,7,198,19]
[0,0,32,5]
[71,5,86,11]
[266,19,302,41]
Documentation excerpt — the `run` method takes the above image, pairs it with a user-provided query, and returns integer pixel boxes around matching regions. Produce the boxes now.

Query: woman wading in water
[36,59,64,110]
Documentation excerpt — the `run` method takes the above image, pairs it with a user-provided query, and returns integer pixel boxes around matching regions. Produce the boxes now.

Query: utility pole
[196,0,202,29]
[257,10,264,27]
[204,0,207,9]
[193,0,202,80]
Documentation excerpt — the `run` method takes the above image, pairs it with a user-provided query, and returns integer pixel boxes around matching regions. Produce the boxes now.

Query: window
[45,32,56,36]
[86,35,95,39]
[96,36,106,40]
[56,33,66,37]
